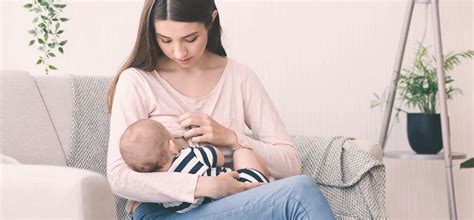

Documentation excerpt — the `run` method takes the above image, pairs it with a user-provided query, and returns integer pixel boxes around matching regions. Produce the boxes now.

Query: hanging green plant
[23,0,68,75]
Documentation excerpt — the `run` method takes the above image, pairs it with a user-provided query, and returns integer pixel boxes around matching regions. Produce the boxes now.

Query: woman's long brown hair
[107,0,226,113]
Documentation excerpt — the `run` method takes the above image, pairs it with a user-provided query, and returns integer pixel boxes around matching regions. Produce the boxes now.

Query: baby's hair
[120,119,172,172]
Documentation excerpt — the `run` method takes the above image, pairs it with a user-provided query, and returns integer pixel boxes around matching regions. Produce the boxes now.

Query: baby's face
[159,138,184,171]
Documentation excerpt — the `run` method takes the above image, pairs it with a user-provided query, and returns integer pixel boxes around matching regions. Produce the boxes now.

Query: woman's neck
[157,51,215,75]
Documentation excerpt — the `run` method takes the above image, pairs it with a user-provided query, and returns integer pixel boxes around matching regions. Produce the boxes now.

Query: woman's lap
[133,175,335,220]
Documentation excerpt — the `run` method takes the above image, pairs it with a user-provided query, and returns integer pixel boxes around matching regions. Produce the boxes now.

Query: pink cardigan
[107,58,301,205]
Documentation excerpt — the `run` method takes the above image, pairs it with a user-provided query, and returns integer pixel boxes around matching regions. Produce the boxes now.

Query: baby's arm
[203,145,225,167]
[190,145,225,168]
[233,148,269,178]
[212,146,225,167]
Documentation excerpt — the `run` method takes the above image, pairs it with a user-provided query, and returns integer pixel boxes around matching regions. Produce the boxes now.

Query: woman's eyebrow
[156,32,199,39]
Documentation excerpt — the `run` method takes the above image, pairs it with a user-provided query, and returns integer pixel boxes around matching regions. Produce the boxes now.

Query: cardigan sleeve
[107,68,198,203]
[236,67,302,179]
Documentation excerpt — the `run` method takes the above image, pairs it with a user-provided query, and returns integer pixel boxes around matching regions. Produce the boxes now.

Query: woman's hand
[177,112,238,148]
[195,171,263,200]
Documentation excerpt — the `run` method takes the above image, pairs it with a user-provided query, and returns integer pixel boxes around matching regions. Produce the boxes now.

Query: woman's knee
[275,175,335,219]
[279,175,327,199]
[285,175,318,189]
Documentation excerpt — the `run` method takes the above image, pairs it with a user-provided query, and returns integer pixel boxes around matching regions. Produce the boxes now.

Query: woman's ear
[211,10,218,23]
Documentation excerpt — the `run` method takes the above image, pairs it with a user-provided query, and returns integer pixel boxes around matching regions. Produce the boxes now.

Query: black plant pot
[407,113,443,154]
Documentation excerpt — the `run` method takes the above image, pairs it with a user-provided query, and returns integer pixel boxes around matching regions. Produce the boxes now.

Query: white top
[107,58,301,205]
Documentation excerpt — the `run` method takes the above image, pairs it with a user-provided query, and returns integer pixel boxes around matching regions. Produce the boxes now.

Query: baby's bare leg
[233,148,269,178]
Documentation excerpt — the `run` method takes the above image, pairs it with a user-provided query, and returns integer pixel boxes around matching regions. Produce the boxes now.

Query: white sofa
[0,70,117,219]
[0,70,384,219]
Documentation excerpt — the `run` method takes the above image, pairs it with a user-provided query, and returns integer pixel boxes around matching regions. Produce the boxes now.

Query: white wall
[1,0,473,219]
[1,0,143,75]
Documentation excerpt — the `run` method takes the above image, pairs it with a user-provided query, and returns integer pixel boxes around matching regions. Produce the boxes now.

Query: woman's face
[154,20,209,68]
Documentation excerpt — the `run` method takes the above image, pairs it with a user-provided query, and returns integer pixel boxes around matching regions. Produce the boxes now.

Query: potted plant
[371,43,473,154]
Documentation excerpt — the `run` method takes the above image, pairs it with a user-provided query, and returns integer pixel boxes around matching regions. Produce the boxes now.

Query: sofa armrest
[1,164,117,220]
[350,139,383,162]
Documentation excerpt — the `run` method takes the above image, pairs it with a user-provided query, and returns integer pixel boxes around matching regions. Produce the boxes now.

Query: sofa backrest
[0,70,71,165]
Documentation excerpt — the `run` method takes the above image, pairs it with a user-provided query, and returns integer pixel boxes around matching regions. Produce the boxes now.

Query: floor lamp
[377,0,458,219]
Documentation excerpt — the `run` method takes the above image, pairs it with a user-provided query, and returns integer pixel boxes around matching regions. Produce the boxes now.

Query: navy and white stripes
[168,145,217,176]
[161,145,268,213]
[237,168,269,183]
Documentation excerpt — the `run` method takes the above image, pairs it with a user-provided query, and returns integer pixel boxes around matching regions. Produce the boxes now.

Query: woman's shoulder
[121,67,153,79]
[227,58,260,85]
[226,58,259,82]
[118,67,156,86]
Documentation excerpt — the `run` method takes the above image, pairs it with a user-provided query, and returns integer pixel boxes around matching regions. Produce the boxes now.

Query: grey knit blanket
[295,136,386,219]
[67,74,129,220]
[66,74,385,220]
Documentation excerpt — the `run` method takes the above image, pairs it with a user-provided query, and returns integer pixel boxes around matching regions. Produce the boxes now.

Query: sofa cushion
[33,74,73,158]
[0,154,21,164]
[0,70,67,165]
[1,164,117,219]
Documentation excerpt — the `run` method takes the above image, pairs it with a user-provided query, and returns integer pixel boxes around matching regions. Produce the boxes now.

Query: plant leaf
[23,3,33,9]
[48,43,55,48]
[38,38,45,44]
[60,18,69,22]
[460,158,474,169]
[59,40,67,46]
[56,30,64,34]
[29,40,35,46]
[47,7,54,15]
[48,52,56,57]
[31,8,41,13]
[49,65,57,70]
[58,47,64,54]
[36,58,43,65]
[53,4,67,9]
[28,29,36,35]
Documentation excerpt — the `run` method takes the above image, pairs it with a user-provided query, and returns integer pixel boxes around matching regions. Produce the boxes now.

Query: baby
[120,119,269,213]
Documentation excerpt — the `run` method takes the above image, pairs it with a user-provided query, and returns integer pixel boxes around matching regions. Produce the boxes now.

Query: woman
[107,0,335,219]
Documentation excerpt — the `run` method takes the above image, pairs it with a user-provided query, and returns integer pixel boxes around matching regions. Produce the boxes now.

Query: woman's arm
[237,67,302,179]
[107,69,198,203]
[177,66,301,179]
[194,171,263,199]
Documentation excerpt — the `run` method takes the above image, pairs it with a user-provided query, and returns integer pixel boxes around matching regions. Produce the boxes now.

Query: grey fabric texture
[297,136,386,219]
[67,74,129,220]
[67,74,385,220]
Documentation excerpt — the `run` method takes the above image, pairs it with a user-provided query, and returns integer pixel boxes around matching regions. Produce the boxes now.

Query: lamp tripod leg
[378,0,416,151]
[430,0,457,219]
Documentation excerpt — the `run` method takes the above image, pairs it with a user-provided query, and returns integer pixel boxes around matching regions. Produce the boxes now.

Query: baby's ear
[168,138,180,155]
[168,139,175,149]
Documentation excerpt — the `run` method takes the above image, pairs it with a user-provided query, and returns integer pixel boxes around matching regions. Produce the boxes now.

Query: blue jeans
[132,175,335,220]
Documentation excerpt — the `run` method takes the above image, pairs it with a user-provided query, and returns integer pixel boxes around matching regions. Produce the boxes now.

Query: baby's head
[120,119,178,172]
